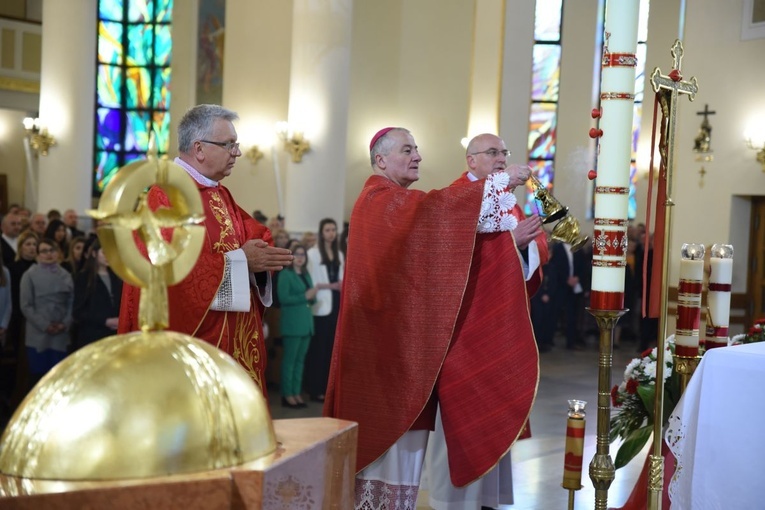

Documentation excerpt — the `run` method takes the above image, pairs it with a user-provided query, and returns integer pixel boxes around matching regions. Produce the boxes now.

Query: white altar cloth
[666,342,765,510]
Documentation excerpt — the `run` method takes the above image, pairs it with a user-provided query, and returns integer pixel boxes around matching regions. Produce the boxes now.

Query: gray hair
[370,127,410,167]
[177,104,239,153]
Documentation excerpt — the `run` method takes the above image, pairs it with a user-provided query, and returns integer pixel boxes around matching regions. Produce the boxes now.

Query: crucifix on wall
[693,103,716,153]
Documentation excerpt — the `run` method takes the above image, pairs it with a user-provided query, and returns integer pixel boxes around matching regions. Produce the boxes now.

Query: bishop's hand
[242,239,294,272]
[504,164,532,189]
[514,214,543,250]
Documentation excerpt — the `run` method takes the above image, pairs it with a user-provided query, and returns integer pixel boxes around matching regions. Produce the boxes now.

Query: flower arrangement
[730,318,765,345]
[609,336,681,469]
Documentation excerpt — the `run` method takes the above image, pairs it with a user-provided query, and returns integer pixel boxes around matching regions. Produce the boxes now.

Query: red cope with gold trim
[324,175,539,487]
[118,182,271,393]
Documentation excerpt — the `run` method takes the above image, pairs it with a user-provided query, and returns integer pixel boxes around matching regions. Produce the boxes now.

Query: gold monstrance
[0,151,276,493]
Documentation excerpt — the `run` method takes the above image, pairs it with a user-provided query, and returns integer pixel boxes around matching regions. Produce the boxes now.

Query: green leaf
[614,425,652,469]
[637,384,656,421]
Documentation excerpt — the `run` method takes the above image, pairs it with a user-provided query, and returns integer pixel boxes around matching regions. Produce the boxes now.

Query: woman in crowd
[305,218,344,402]
[0,255,11,351]
[61,236,86,275]
[7,231,39,354]
[277,243,317,408]
[43,219,69,260]
[72,238,121,351]
[20,238,73,386]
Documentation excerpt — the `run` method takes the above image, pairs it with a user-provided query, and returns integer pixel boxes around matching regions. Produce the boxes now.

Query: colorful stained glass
[534,0,563,42]
[95,0,172,197]
[531,45,561,101]
[628,162,638,219]
[125,67,151,108]
[524,160,555,216]
[154,25,172,65]
[528,103,558,159]
[98,21,123,64]
[152,111,171,152]
[96,108,123,151]
[156,0,173,23]
[97,65,123,108]
[128,1,152,22]
[99,0,123,22]
[127,24,153,66]
[632,103,642,157]
[634,43,647,102]
[153,67,171,109]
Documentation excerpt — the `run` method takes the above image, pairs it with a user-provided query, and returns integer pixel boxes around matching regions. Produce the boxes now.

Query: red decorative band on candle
[594,218,629,227]
[602,52,638,67]
[591,260,627,268]
[708,283,732,292]
[675,344,699,357]
[600,92,636,100]
[704,339,728,349]
[590,290,624,310]
[595,186,630,194]
[593,229,627,257]
[564,452,584,471]
[566,425,585,438]
[678,280,703,294]
[706,325,729,337]
[676,306,700,329]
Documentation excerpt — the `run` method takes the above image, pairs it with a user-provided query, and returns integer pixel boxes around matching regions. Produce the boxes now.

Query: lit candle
[562,399,587,491]
[590,0,641,311]
[705,244,734,350]
[675,243,705,357]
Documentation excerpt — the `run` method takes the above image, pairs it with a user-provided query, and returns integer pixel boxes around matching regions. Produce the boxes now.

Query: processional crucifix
[647,39,698,510]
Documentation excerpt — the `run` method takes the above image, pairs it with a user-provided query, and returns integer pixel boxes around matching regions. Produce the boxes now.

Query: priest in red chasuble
[118,105,293,393]
[324,128,539,510]
[426,133,549,510]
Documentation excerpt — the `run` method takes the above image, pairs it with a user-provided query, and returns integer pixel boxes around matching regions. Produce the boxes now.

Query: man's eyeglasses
[199,140,240,153]
[470,148,511,158]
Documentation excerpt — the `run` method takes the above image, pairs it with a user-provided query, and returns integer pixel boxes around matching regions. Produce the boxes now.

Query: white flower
[643,360,657,380]
[730,334,746,346]
[624,358,640,380]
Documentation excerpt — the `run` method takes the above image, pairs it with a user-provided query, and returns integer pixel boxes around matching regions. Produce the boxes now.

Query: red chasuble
[118,182,271,393]
[324,175,539,487]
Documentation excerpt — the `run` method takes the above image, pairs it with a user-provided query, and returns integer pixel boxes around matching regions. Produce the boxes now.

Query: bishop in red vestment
[118,105,293,393]
[324,128,539,508]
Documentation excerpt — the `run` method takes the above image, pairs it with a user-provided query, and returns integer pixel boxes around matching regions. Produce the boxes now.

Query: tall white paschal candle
[590,0,641,311]
[705,244,734,349]
[675,244,705,357]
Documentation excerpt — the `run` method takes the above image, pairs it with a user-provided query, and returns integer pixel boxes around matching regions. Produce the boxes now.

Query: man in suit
[0,213,22,268]
[63,209,85,240]
[549,241,589,350]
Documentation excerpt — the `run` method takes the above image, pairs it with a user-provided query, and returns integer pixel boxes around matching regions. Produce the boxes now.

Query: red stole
[324,175,539,487]
[118,182,271,393]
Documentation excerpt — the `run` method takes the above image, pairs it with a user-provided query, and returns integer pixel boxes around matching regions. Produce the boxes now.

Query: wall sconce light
[22,116,56,157]
[246,145,264,165]
[276,121,310,163]
[744,119,765,172]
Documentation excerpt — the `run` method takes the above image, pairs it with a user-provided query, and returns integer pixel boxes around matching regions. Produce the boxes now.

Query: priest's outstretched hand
[242,239,293,272]
[504,163,532,189]
[513,214,544,250]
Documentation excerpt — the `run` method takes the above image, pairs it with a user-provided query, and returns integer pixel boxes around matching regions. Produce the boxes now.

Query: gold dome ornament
[0,151,276,488]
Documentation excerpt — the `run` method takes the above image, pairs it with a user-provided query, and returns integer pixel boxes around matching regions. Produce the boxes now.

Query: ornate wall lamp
[246,145,264,165]
[22,116,56,157]
[276,121,310,163]
[744,118,765,172]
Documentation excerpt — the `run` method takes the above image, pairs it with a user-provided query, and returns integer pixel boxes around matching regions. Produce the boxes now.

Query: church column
[36,0,97,214]
[282,0,353,233]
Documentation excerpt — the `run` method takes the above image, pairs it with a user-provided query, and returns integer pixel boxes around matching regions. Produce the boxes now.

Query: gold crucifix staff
[647,39,698,510]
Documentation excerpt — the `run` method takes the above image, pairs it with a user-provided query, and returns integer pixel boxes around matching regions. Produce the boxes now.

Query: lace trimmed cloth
[477,172,518,233]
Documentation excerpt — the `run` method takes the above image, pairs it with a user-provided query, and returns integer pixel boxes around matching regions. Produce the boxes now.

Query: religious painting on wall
[742,0,765,40]
[196,0,226,105]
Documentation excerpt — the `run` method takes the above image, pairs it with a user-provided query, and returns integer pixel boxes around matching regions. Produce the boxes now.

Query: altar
[0,417,357,509]
[666,342,765,509]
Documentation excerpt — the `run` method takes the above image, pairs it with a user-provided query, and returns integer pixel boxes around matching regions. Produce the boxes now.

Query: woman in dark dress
[71,238,122,351]
[304,218,344,402]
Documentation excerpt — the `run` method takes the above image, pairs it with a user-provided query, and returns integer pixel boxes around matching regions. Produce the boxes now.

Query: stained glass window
[525,0,564,215]
[94,0,173,196]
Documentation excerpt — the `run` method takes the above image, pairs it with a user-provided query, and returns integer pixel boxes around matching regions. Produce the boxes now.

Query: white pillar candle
[675,244,705,356]
[590,0,641,311]
[705,244,734,350]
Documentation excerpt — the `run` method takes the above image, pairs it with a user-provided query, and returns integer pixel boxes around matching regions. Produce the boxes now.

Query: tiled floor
[269,335,652,509]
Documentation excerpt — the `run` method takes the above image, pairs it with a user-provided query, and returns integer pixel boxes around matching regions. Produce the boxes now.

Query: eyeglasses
[199,140,241,153]
[470,148,511,158]
[38,248,57,255]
